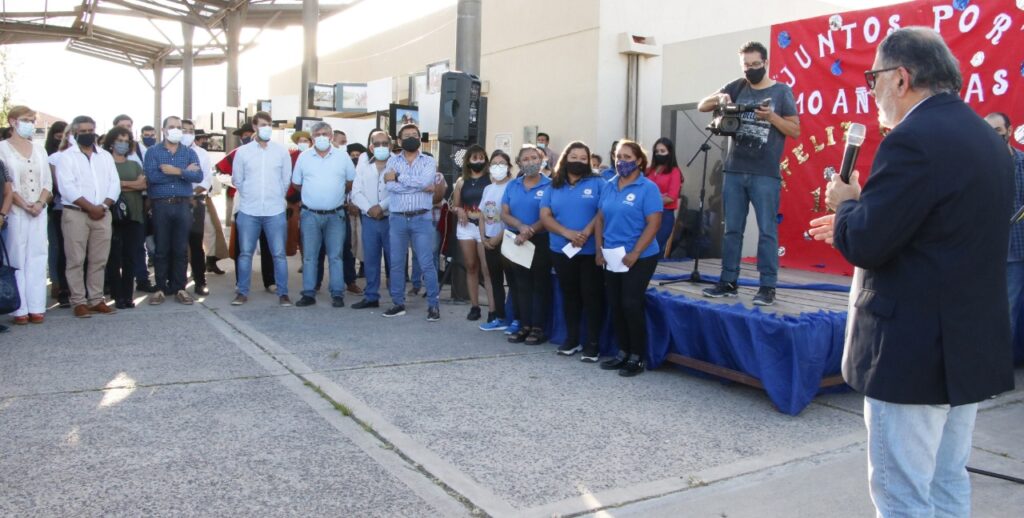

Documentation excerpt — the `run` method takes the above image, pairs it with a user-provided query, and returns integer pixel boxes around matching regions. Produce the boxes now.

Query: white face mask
[16,121,34,139]
[490,164,509,180]
[257,125,272,141]
[314,135,331,151]
[180,133,196,148]
[297,142,310,152]
[165,128,183,144]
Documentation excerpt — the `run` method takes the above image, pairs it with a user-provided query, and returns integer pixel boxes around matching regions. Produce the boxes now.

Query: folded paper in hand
[602,246,629,273]
[501,229,535,268]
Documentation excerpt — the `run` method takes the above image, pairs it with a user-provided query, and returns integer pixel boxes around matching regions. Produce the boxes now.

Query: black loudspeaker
[438,71,481,145]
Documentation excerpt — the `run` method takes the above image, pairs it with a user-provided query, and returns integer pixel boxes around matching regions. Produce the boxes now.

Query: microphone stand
[661,130,718,286]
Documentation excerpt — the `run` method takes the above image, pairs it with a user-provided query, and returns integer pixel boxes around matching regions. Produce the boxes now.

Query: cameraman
[698,41,799,306]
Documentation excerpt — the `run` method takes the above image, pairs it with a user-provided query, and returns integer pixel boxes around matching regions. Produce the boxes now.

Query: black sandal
[508,327,530,343]
[524,328,547,346]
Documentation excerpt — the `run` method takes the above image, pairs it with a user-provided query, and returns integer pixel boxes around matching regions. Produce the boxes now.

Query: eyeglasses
[864,66,900,90]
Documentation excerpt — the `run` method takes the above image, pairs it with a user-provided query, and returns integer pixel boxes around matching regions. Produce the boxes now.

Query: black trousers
[484,245,506,319]
[189,198,207,286]
[107,220,143,304]
[552,252,603,347]
[510,233,551,329]
[605,255,658,358]
[49,208,69,296]
[233,226,275,289]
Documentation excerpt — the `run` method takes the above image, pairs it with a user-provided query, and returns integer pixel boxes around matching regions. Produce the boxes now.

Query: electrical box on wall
[618,33,661,56]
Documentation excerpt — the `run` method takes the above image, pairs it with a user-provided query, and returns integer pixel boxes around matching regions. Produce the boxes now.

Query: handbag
[111,196,130,224]
[0,232,21,314]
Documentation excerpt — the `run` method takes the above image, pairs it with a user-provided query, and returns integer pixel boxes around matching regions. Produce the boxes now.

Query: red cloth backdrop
[768,0,1024,276]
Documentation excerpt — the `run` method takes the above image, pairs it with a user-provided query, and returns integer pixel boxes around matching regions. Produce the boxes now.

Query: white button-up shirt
[190,143,213,192]
[351,156,392,216]
[55,144,121,207]
[232,140,292,217]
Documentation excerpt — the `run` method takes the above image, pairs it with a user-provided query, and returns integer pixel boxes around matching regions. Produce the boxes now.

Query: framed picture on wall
[236,109,248,129]
[295,116,323,133]
[257,99,272,114]
[207,134,225,152]
[335,83,368,113]
[308,83,336,111]
[426,60,449,94]
[523,125,538,146]
[388,104,419,138]
[376,111,391,136]
[408,73,426,106]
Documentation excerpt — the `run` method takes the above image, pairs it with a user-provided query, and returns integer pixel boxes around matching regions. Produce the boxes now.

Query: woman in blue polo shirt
[540,141,605,361]
[595,140,662,377]
[501,145,552,345]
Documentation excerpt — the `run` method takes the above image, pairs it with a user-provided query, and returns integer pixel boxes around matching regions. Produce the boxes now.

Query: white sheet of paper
[501,229,535,269]
[602,246,629,273]
[562,242,582,259]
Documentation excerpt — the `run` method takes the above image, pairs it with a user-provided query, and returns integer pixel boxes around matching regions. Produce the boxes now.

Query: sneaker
[351,299,380,309]
[332,296,345,308]
[466,306,481,321]
[752,287,777,306]
[279,295,293,307]
[231,294,248,306]
[149,291,166,305]
[557,343,583,356]
[296,296,316,307]
[478,318,508,331]
[503,320,520,335]
[702,281,738,298]
[175,290,194,305]
[580,344,600,363]
[58,293,71,308]
[383,305,406,317]
[427,306,441,322]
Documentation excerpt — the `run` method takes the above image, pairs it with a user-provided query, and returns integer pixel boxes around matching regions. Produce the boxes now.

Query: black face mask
[76,133,96,148]
[401,137,421,152]
[652,154,670,166]
[351,157,360,166]
[241,136,253,145]
[565,161,590,177]
[468,161,486,172]
[745,67,766,84]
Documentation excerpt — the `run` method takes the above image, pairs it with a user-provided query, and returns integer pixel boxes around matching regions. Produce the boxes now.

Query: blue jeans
[236,211,289,297]
[361,215,391,302]
[864,397,977,518]
[389,212,439,307]
[656,208,675,257]
[411,220,441,290]
[300,209,345,298]
[1007,260,1024,341]
[721,172,781,287]
[151,201,192,294]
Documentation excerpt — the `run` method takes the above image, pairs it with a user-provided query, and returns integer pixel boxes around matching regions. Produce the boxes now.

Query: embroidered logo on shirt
[626,193,636,202]
[535,190,545,198]
[583,188,593,198]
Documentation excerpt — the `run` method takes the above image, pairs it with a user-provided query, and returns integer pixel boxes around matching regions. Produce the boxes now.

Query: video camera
[707,98,772,137]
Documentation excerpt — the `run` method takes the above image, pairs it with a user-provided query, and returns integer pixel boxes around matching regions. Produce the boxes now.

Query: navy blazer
[834,92,1015,405]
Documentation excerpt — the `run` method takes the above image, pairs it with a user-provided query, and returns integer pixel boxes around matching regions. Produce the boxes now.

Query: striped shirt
[384,152,436,213]
[1009,148,1024,262]
[143,141,202,199]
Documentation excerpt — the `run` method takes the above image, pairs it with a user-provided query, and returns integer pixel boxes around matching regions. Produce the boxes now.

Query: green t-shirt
[115,160,145,225]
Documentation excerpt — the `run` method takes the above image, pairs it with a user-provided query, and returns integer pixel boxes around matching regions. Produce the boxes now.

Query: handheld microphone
[1011,205,1024,225]
[839,123,867,184]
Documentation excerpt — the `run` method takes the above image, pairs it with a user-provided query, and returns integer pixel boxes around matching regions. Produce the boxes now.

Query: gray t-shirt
[720,81,797,179]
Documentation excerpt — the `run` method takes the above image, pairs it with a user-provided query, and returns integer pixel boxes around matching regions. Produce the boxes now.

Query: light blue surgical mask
[373,146,391,161]
[314,135,331,151]
[113,141,130,156]
[16,121,34,139]
[297,142,310,152]
[257,125,272,141]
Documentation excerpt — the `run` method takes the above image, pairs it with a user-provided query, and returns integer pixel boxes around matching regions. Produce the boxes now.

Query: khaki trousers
[62,208,112,306]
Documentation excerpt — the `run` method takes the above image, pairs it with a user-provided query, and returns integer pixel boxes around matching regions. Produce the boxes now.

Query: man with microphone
[984,112,1024,346]
[809,27,1014,516]
[698,41,800,306]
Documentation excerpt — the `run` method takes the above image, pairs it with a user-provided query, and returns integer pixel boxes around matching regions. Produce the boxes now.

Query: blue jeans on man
[720,172,781,287]
[235,212,289,297]
[864,397,977,517]
[300,209,346,298]
[389,212,438,307]
[361,215,391,302]
[1007,260,1024,342]
[151,200,192,294]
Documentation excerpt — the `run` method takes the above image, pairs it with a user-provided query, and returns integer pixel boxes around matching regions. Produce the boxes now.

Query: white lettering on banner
[888,14,902,35]
[794,45,812,69]
[994,70,1009,95]
[864,16,881,43]
[818,30,835,58]
[960,4,980,33]
[779,66,797,87]
[965,73,985,103]
[832,89,849,114]
[962,71,1012,103]
[856,87,870,114]
[986,13,1012,44]
[933,5,954,32]
[840,22,858,48]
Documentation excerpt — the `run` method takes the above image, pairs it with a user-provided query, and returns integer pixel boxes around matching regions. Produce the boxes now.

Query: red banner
[769,0,1024,275]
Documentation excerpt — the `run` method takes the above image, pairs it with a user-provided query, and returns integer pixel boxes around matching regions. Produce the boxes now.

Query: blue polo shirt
[541,176,605,255]
[292,147,357,210]
[502,174,551,231]
[599,175,662,258]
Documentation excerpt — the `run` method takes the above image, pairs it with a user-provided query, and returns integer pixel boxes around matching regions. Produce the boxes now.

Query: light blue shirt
[233,140,292,217]
[292,147,356,210]
[385,152,437,213]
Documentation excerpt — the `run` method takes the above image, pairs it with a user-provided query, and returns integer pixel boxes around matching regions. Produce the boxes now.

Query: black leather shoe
[136,280,158,293]
[466,306,481,321]
[618,359,645,377]
[295,296,317,307]
[600,357,628,370]
[351,299,379,309]
[194,284,210,296]
[206,258,226,275]
[332,296,345,308]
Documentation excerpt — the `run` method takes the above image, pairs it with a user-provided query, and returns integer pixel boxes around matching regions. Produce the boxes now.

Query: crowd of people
[0,105,691,376]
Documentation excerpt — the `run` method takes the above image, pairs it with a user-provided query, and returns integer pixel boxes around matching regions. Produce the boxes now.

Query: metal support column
[225,8,241,149]
[300,0,318,117]
[182,22,194,120]
[455,0,481,75]
[153,58,164,138]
